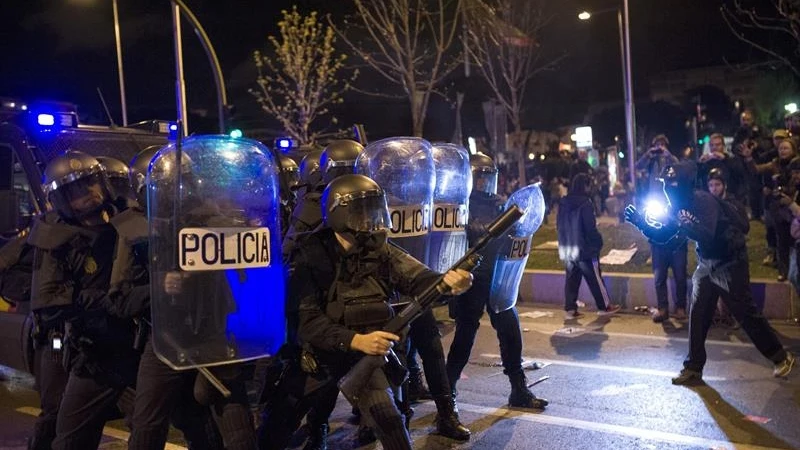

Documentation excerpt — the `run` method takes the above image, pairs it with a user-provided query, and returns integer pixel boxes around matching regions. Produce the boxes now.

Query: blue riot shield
[147,135,285,369]
[488,184,545,312]
[428,143,471,272]
[356,137,435,263]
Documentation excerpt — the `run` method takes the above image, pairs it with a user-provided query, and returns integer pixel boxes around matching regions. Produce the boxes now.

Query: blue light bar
[278,138,291,149]
[37,114,55,126]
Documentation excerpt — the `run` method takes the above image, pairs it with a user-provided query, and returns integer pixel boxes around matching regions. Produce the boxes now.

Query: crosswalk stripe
[14,407,187,450]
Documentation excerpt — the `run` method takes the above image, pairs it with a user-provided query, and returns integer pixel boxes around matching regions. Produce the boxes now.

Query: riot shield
[429,143,471,272]
[355,137,434,263]
[147,135,285,370]
[488,184,545,312]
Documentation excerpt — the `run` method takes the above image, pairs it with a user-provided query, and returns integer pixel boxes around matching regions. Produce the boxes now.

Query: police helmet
[469,152,498,195]
[320,140,364,183]
[707,167,727,185]
[129,145,162,206]
[299,149,324,188]
[43,150,114,221]
[321,174,391,233]
[278,155,300,190]
[97,156,133,201]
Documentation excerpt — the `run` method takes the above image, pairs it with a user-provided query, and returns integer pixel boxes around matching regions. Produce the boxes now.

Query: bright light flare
[643,199,667,228]
[578,11,591,20]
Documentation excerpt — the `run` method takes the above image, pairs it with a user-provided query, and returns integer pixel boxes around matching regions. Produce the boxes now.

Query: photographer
[698,134,748,205]
[635,135,678,197]
[744,139,798,281]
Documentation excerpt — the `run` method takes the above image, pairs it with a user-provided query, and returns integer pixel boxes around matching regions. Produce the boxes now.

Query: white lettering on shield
[388,205,430,237]
[432,203,467,232]
[178,227,271,271]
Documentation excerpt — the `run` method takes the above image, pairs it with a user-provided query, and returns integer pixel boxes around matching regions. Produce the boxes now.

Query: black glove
[624,205,646,230]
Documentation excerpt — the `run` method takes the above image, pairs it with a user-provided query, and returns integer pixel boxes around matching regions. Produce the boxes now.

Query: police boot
[407,367,431,403]
[507,371,548,410]
[433,394,471,441]
[302,422,328,450]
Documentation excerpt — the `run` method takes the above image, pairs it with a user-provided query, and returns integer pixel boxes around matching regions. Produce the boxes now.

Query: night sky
[1,0,757,141]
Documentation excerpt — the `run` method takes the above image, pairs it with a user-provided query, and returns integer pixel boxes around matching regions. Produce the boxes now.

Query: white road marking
[479,354,727,381]
[15,407,187,450]
[452,401,783,450]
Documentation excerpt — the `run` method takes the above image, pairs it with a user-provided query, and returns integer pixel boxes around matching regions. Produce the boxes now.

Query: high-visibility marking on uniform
[178,227,270,271]
[15,407,187,449]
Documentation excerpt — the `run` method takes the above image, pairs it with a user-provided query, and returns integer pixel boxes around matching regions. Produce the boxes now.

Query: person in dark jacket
[557,173,621,318]
[625,161,795,385]
[258,175,473,450]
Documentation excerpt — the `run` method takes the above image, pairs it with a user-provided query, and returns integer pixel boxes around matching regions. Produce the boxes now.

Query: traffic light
[697,135,709,145]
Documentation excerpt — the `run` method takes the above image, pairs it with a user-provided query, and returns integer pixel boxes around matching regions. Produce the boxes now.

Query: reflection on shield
[147,135,286,370]
[429,143,472,273]
[356,137,435,264]
[488,184,546,313]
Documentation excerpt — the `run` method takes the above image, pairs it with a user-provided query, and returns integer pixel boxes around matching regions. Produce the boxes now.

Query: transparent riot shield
[147,135,285,370]
[488,184,545,313]
[429,143,471,272]
[356,137,434,263]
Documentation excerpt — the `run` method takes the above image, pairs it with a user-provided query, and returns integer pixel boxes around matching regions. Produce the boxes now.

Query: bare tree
[333,0,463,137]
[250,7,356,145]
[464,0,564,185]
[721,0,800,78]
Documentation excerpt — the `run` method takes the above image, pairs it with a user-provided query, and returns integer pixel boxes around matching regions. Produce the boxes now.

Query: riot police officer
[28,150,140,449]
[625,161,795,384]
[446,153,549,410]
[96,156,135,202]
[278,155,300,237]
[276,139,363,450]
[261,174,473,450]
[123,146,225,450]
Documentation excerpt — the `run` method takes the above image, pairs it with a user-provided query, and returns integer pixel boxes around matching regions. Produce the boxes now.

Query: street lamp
[786,103,798,114]
[578,1,636,192]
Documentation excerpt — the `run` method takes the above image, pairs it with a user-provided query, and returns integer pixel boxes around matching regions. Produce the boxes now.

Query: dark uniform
[28,151,140,450]
[262,175,468,450]
[123,147,225,450]
[626,161,795,384]
[446,153,548,410]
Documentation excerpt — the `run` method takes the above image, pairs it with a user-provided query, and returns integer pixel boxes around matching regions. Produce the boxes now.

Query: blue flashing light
[167,122,179,141]
[278,138,292,149]
[37,114,55,126]
[229,129,243,139]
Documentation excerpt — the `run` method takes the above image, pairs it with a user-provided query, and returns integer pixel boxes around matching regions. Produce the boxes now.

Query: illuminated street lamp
[786,103,798,114]
[578,1,636,191]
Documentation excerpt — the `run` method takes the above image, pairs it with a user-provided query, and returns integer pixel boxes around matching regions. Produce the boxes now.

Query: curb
[519,269,799,320]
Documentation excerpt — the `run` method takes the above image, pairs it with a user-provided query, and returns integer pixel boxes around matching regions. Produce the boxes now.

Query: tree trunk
[512,119,526,187]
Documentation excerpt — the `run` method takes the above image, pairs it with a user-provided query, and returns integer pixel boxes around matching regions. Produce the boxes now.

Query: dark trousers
[51,373,127,450]
[30,344,69,450]
[129,340,224,450]
[407,309,451,397]
[651,242,688,310]
[685,260,787,372]
[775,219,792,278]
[259,361,411,450]
[564,258,611,311]
[446,287,524,390]
[196,366,257,450]
[749,186,763,219]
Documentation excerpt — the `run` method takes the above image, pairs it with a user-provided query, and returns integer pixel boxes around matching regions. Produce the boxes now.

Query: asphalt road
[2,304,799,450]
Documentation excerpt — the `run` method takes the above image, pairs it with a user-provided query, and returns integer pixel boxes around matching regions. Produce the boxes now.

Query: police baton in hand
[338,205,525,406]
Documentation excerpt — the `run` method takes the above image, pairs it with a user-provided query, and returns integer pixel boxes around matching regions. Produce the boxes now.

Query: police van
[0,98,169,374]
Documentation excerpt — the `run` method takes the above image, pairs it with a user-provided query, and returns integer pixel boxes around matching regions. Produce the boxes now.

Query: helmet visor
[472,168,498,195]
[339,192,392,232]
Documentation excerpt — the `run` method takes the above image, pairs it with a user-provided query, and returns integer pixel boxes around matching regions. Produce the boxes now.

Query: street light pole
[112,0,127,126]
[621,0,636,192]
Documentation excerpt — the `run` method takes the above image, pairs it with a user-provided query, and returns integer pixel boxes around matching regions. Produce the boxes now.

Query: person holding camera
[635,135,687,322]
[745,139,798,281]
[698,134,748,205]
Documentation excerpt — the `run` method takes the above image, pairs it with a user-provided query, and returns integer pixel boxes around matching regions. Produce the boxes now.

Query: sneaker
[672,308,688,321]
[597,304,621,316]
[565,310,584,319]
[671,368,703,385]
[774,352,795,378]
[651,308,669,323]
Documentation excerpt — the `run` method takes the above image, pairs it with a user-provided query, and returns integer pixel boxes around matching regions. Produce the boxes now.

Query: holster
[133,318,150,352]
